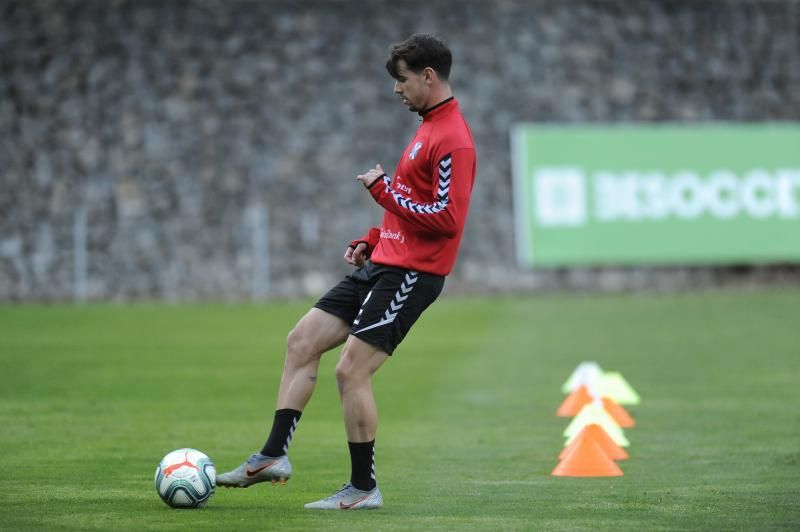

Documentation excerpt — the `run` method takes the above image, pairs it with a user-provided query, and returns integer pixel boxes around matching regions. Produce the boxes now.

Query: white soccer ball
[155,448,216,508]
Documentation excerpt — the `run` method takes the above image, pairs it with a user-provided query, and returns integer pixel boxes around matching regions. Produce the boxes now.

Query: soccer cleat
[215,453,292,488]
[304,483,383,510]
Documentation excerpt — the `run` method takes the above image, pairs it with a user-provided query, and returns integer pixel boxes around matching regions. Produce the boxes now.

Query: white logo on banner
[533,167,800,226]
[594,169,800,221]
[533,167,587,227]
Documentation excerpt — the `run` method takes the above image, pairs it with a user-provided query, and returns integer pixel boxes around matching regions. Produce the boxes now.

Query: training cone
[602,397,635,428]
[561,424,628,461]
[556,385,593,417]
[561,361,602,393]
[564,402,630,447]
[596,372,641,405]
[551,435,623,477]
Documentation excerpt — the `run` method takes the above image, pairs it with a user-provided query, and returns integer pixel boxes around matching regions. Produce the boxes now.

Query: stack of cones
[551,362,640,477]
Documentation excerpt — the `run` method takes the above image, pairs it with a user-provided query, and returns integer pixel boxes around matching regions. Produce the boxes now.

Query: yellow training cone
[596,371,641,405]
[564,401,630,447]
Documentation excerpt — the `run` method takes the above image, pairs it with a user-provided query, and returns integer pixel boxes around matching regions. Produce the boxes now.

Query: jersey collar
[419,97,456,120]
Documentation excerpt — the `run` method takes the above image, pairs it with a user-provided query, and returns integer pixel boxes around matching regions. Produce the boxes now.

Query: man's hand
[344,242,369,267]
[356,164,385,188]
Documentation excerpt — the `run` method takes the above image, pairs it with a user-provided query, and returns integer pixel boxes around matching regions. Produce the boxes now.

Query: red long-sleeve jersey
[351,98,476,276]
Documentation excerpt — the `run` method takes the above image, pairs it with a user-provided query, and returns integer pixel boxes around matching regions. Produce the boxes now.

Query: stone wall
[2,0,799,300]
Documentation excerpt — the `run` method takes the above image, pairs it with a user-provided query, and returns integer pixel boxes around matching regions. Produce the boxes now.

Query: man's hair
[386,34,452,81]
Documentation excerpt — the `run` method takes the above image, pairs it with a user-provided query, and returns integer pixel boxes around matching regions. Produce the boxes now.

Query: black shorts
[314,261,445,355]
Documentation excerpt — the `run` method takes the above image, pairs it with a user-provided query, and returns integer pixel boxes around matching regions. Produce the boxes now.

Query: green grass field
[1,289,799,530]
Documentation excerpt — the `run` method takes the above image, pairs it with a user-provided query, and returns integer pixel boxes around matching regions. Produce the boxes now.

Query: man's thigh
[292,307,351,356]
[337,335,390,380]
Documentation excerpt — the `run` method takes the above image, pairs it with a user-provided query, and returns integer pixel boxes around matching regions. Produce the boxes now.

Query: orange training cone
[560,424,629,461]
[602,397,636,428]
[556,385,593,417]
[551,435,623,477]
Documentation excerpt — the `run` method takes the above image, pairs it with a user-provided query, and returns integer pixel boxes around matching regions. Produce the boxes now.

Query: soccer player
[217,33,476,510]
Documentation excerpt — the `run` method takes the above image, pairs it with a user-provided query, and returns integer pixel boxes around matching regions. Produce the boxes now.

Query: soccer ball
[155,448,216,508]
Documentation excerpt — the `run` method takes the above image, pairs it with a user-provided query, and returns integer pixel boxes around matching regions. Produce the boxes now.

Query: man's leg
[217,308,350,488]
[277,308,352,410]
[337,336,389,492]
[258,307,351,457]
[304,335,388,509]
[335,335,389,443]
[303,268,445,509]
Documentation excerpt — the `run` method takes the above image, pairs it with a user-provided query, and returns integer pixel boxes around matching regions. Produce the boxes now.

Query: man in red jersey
[217,34,476,510]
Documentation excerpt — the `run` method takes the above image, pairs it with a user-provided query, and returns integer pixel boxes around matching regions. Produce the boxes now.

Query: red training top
[351,97,476,276]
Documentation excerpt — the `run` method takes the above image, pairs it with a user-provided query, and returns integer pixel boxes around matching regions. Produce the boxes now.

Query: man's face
[392,59,430,113]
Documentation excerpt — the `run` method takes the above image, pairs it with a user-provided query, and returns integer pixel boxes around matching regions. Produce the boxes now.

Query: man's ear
[424,66,437,84]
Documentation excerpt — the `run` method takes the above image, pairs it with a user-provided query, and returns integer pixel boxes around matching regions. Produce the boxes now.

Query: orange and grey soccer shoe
[216,453,292,488]
[304,483,383,510]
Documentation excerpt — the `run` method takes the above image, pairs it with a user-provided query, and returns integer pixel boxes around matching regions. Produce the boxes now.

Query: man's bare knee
[334,351,364,393]
[335,341,384,393]
[286,326,304,354]
[286,310,349,368]
[334,358,353,391]
[286,325,319,367]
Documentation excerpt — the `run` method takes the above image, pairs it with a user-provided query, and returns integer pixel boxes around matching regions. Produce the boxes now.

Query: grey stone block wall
[2,0,799,300]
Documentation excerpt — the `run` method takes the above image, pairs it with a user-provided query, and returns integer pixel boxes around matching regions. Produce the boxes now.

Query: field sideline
[1,289,798,530]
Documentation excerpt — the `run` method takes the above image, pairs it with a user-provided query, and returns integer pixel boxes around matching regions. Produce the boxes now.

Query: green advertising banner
[511,124,800,266]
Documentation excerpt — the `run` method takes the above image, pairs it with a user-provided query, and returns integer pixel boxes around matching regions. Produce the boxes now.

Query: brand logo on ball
[163,451,200,477]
